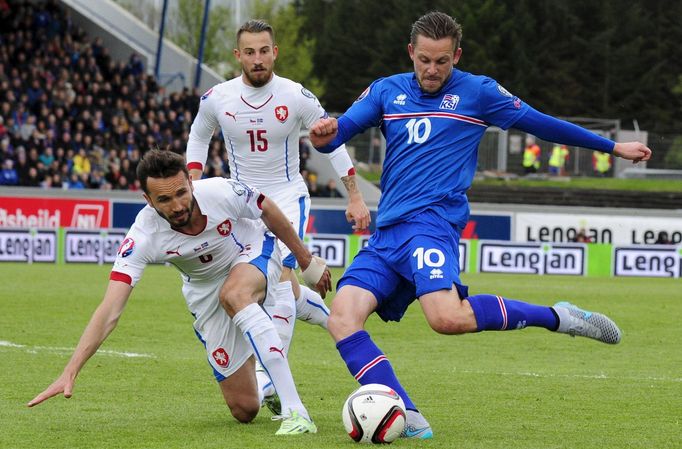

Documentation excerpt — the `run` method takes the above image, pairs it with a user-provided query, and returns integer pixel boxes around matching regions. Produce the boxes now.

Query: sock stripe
[497,296,508,330]
[354,355,387,381]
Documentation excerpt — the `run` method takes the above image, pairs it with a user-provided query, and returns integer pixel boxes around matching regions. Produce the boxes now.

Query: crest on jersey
[439,94,460,110]
[497,84,513,97]
[217,219,232,236]
[355,86,370,103]
[275,105,289,123]
[117,238,135,258]
[201,88,213,100]
[212,348,230,367]
[301,87,316,99]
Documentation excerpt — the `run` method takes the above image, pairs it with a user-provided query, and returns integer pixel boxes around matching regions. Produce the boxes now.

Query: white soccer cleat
[401,410,433,439]
[553,302,622,344]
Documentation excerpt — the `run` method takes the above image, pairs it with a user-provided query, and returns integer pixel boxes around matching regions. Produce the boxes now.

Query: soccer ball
[341,383,406,444]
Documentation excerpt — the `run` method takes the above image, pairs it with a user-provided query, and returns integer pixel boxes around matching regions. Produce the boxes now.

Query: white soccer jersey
[186,74,353,198]
[110,177,279,306]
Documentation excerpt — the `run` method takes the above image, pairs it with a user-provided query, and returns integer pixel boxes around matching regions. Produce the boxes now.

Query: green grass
[1,264,681,449]
[473,177,682,192]
[358,167,682,192]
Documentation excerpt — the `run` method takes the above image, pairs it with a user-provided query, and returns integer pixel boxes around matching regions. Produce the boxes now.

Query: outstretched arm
[513,107,652,162]
[259,196,332,297]
[28,281,133,407]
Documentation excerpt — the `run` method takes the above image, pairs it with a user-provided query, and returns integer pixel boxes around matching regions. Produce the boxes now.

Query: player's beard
[418,71,452,94]
[244,64,273,87]
[158,195,196,229]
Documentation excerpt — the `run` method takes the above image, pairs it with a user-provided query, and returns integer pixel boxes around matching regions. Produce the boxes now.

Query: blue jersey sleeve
[478,77,529,129]
[512,107,615,153]
[314,80,385,152]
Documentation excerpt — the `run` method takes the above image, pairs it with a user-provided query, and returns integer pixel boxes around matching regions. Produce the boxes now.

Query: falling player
[28,149,325,435]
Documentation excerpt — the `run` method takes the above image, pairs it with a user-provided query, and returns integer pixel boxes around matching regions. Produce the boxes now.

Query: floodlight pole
[194,0,211,89]
[154,0,169,80]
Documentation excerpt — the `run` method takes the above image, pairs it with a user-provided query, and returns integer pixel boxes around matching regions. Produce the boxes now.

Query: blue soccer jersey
[342,70,529,229]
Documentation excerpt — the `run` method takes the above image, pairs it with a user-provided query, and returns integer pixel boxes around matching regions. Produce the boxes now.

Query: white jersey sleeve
[110,224,155,287]
[297,85,355,179]
[186,86,220,171]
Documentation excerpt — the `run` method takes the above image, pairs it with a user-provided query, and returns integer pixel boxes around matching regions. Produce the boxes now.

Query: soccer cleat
[553,301,621,344]
[262,392,282,416]
[401,410,433,439]
[273,410,318,435]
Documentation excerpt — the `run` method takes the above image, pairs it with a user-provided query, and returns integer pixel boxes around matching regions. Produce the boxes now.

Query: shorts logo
[429,268,444,279]
[217,219,232,236]
[439,94,460,110]
[275,105,289,123]
[212,348,229,367]
[117,238,135,258]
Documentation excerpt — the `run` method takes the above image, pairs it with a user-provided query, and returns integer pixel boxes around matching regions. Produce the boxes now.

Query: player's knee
[227,397,260,423]
[219,286,253,316]
[327,310,359,341]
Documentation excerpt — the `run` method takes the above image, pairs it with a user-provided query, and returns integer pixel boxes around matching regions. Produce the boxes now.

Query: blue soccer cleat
[553,301,622,344]
[401,410,434,439]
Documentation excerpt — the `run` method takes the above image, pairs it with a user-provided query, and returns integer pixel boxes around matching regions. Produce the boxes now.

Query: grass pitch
[1,263,680,449]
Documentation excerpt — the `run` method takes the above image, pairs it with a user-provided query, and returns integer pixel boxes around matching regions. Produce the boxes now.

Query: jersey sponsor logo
[439,94,460,110]
[201,88,213,100]
[275,105,289,123]
[217,219,232,236]
[497,84,513,97]
[301,87,316,99]
[165,246,181,256]
[249,118,264,125]
[355,86,370,103]
[224,111,237,121]
[212,348,230,367]
[193,242,209,253]
[118,237,135,258]
[393,93,407,105]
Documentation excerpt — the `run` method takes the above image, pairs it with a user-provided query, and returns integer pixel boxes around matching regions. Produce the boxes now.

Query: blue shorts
[338,209,469,322]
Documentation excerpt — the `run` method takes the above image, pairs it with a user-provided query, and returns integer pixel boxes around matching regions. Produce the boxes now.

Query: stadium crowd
[0,0,334,196]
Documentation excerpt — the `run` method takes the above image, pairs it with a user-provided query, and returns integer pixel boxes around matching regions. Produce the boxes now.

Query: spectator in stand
[320,178,343,198]
[592,151,612,177]
[0,158,18,185]
[573,228,592,243]
[548,144,569,176]
[522,135,541,174]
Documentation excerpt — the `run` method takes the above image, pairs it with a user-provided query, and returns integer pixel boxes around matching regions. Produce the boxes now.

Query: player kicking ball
[28,149,327,435]
[310,11,650,440]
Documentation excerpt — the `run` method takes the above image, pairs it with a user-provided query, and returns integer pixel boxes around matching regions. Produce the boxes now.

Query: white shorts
[266,188,311,269]
[182,221,282,381]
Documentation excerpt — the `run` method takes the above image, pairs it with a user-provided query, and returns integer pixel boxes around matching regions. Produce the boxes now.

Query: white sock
[255,361,275,402]
[262,281,296,354]
[295,284,330,328]
[233,303,309,419]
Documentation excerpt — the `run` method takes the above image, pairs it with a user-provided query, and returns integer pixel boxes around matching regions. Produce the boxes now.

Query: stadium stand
[0,0,232,190]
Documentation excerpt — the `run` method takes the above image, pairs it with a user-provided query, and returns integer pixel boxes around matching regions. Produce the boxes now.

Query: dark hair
[236,19,275,46]
[136,149,188,193]
[410,11,462,49]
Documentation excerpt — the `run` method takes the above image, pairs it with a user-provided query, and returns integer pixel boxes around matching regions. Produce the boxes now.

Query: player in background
[28,149,328,435]
[310,11,652,440]
[186,20,370,370]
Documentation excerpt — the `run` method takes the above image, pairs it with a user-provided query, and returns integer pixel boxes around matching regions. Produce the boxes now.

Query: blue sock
[467,294,559,331]
[336,330,417,411]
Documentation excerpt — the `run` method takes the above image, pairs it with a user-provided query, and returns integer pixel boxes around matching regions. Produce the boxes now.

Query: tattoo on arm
[341,175,359,195]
